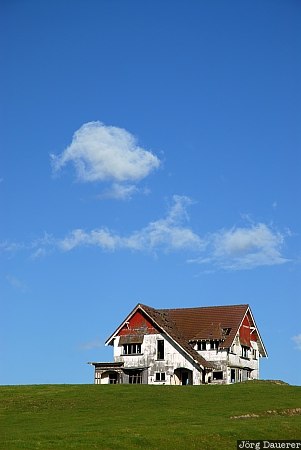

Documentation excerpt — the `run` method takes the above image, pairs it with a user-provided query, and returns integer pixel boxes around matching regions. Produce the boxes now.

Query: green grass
[0,381,300,449]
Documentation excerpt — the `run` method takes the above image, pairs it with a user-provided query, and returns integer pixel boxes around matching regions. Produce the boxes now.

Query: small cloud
[97,183,151,200]
[272,201,278,210]
[98,183,139,200]
[0,240,24,254]
[292,334,301,351]
[30,247,48,259]
[189,222,290,271]
[124,195,203,252]
[79,338,103,351]
[51,121,160,199]
[29,232,56,259]
[58,228,121,252]
[5,274,28,293]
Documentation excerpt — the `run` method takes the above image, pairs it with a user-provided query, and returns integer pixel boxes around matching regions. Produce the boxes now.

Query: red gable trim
[118,310,159,336]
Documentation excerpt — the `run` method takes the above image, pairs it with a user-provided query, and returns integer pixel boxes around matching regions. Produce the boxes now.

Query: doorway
[231,369,236,383]
[174,368,193,385]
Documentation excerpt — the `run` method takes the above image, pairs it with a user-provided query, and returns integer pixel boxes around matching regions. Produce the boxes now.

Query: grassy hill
[0,381,300,449]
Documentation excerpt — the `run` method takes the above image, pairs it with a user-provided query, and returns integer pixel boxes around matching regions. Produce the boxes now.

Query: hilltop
[0,381,300,449]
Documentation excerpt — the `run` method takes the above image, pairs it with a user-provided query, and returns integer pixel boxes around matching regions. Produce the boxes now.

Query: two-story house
[89,303,267,385]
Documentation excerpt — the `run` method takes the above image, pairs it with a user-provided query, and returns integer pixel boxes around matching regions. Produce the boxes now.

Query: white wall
[110,331,261,385]
[113,333,203,385]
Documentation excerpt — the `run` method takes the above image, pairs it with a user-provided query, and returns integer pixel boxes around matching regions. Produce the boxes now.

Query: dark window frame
[122,343,142,355]
[197,341,207,351]
[129,371,142,384]
[210,340,219,350]
[213,371,223,380]
[155,372,166,382]
[157,339,165,360]
[241,345,249,359]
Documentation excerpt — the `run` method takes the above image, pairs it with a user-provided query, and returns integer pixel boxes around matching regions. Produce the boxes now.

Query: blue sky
[1,0,300,386]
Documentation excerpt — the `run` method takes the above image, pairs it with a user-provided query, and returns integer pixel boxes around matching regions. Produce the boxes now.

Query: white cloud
[292,334,301,351]
[0,240,24,254]
[1,195,291,271]
[190,222,290,270]
[58,195,202,254]
[97,183,139,200]
[123,195,202,252]
[58,228,121,252]
[51,122,160,198]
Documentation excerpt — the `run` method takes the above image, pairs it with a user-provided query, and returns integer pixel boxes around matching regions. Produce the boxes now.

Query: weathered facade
[90,303,267,385]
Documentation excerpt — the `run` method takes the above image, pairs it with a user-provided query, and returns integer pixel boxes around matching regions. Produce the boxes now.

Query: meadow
[0,381,300,449]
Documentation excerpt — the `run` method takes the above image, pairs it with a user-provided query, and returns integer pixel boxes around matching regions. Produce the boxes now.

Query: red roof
[157,304,249,348]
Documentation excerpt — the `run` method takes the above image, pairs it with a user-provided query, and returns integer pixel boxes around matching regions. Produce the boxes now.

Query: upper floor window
[241,345,249,358]
[157,339,164,360]
[210,340,219,350]
[123,343,141,355]
[197,341,207,351]
[230,344,236,354]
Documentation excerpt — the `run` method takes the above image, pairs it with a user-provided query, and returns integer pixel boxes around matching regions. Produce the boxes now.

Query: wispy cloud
[58,195,203,253]
[97,183,139,200]
[0,240,24,254]
[51,121,160,199]
[1,197,291,271]
[189,222,290,271]
[5,274,28,293]
[292,334,301,351]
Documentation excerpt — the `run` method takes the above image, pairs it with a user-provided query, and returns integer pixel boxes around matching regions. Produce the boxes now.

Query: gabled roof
[159,304,249,348]
[157,303,267,356]
[106,302,267,369]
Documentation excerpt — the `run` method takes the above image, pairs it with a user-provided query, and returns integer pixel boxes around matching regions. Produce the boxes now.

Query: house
[89,303,267,385]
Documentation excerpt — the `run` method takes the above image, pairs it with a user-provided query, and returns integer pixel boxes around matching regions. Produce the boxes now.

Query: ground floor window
[129,371,142,384]
[109,372,118,384]
[155,372,166,382]
[242,369,251,381]
[212,371,223,380]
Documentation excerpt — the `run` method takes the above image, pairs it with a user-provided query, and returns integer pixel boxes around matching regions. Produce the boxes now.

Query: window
[197,341,207,351]
[109,373,118,384]
[155,372,166,382]
[252,349,257,359]
[210,340,219,350]
[157,340,164,360]
[213,371,223,380]
[122,343,141,355]
[241,345,249,358]
[129,371,142,384]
